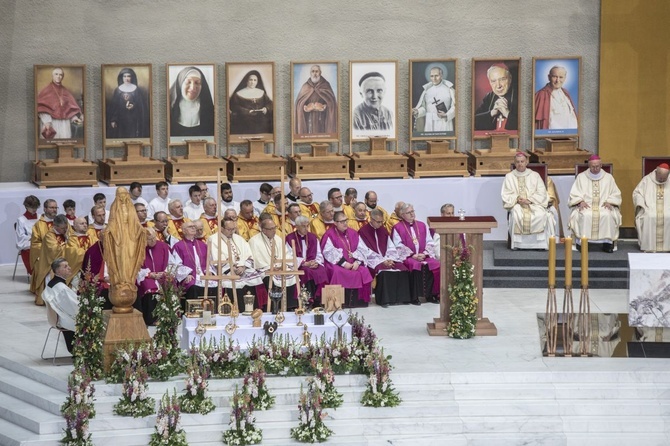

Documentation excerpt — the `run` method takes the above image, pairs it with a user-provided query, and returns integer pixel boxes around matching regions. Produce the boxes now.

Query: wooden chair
[642,157,670,176]
[575,163,613,176]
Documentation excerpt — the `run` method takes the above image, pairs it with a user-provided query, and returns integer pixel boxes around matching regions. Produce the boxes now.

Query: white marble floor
[2,264,669,386]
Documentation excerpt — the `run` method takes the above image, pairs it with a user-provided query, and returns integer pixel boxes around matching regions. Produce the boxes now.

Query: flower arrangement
[310,355,343,409]
[446,233,478,339]
[243,361,275,410]
[60,367,96,446]
[222,385,263,445]
[360,347,401,408]
[290,379,333,443]
[178,360,216,415]
[152,273,184,375]
[149,390,188,446]
[192,336,248,379]
[73,270,105,379]
[108,343,184,383]
[113,365,155,418]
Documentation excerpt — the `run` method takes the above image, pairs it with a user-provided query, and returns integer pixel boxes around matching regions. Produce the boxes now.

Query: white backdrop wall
[0,0,600,182]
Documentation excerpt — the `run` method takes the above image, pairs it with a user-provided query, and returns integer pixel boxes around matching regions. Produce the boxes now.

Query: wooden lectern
[468,133,517,176]
[289,143,350,180]
[165,140,228,184]
[406,140,469,178]
[530,138,589,175]
[348,136,408,180]
[226,138,286,182]
[427,216,498,336]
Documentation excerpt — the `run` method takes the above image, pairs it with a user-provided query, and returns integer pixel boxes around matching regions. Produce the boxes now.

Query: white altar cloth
[628,253,670,327]
[180,312,352,350]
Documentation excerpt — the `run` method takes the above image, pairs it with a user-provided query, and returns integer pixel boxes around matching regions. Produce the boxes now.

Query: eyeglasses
[300,193,313,198]
[335,219,348,223]
[371,219,384,224]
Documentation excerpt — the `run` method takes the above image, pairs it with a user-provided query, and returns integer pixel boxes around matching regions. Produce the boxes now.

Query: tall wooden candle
[548,236,556,287]
[564,237,572,287]
[581,237,588,287]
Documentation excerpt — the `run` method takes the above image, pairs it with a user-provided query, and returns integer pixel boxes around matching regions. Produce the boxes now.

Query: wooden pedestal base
[407,151,470,178]
[102,309,150,372]
[226,155,287,182]
[426,317,498,336]
[33,160,98,188]
[165,157,228,183]
[99,158,166,186]
[289,154,350,180]
[530,149,590,175]
[348,153,409,179]
[468,149,517,176]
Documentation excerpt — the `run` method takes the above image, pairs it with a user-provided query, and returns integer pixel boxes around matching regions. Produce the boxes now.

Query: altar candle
[581,237,588,287]
[203,310,211,325]
[548,236,556,287]
[564,237,572,287]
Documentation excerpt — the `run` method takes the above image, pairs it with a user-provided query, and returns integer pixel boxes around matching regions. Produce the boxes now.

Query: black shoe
[402,302,411,305]
[381,304,389,308]
[430,298,440,304]
[602,242,614,253]
[411,301,421,306]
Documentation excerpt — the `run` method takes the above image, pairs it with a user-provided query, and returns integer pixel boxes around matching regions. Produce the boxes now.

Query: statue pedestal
[165,140,228,183]
[289,144,349,179]
[407,141,469,178]
[99,141,165,186]
[33,144,98,188]
[102,309,150,372]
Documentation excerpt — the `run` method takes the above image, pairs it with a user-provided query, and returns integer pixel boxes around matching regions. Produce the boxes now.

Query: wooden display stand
[348,137,409,180]
[426,216,498,336]
[531,138,590,175]
[406,140,469,178]
[99,141,165,186]
[226,138,286,182]
[468,133,517,176]
[165,140,228,184]
[33,143,98,188]
[289,143,350,180]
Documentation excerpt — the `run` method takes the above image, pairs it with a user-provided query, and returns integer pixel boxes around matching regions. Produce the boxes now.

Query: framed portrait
[471,58,521,139]
[101,64,152,147]
[226,62,275,144]
[349,60,397,142]
[166,63,217,145]
[34,64,86,149]
[291,61,339,142]
[409,59,457,140]
[532,57,581,138]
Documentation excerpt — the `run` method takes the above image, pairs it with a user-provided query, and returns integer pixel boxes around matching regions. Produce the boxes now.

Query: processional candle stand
[577,237,592,356]
[545,237,559,356]
[562,238,574,356]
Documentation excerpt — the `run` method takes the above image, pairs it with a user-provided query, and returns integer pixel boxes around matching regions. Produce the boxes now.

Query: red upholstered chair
[642,157,670,176]
[575,163,613,176]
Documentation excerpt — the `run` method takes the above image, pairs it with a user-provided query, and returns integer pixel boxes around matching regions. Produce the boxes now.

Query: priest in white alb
[568,154,622,253]
[633,162,670,252]
[501,152,555,250]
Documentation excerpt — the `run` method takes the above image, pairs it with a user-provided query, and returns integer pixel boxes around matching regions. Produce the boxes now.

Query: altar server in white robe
[208,219,265,312]
[41,258,78,353]
[501,152,555,250]
[633,163,670,252]
[568,154,622,252]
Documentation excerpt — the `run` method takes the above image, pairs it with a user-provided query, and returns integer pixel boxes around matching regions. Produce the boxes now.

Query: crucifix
[265,166,304,315]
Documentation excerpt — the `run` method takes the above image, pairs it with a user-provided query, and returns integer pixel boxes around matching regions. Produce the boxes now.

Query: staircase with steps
[483,240,633,289]
[2,355,670,445]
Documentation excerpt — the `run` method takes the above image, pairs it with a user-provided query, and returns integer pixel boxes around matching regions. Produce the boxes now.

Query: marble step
[0,367,65,415]
[0,393,62,435]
